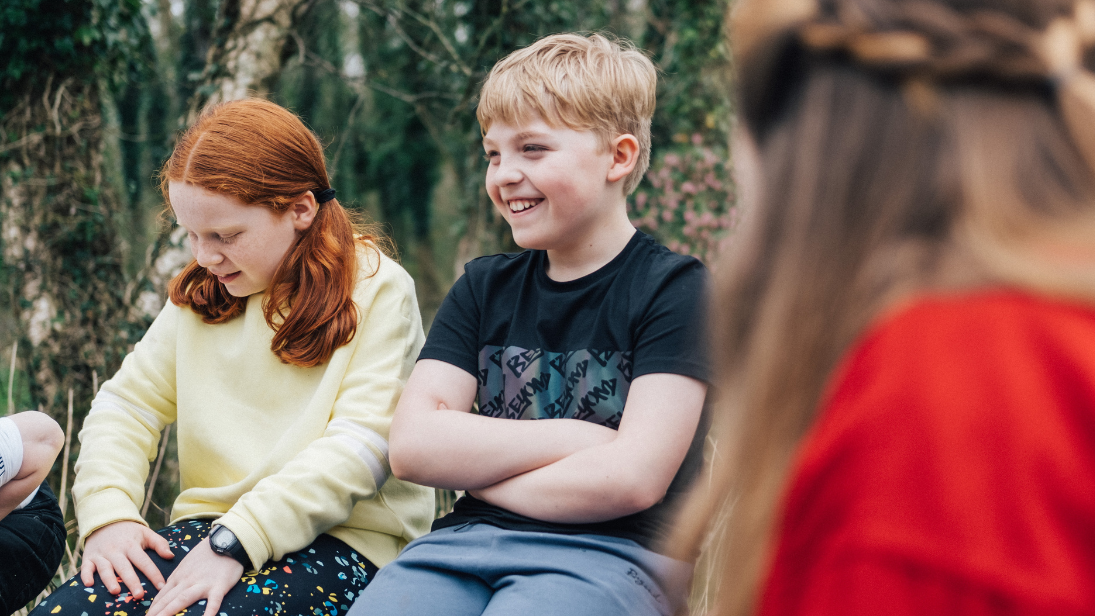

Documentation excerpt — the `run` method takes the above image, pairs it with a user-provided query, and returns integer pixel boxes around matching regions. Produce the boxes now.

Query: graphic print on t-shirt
[476,345,633,428]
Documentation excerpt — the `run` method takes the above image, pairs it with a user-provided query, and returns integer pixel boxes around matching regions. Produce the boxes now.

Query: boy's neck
[544,208,637,282]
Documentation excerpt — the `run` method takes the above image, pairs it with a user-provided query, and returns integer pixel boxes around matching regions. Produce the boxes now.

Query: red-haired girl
[31,99,434,616]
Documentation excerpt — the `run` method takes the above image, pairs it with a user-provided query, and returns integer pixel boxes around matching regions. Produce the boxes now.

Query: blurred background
[0,0,735,584]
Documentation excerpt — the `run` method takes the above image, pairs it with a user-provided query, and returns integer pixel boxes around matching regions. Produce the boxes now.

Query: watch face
[211,528,235,551]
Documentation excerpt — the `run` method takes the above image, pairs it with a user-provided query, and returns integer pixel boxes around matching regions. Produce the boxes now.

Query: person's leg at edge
[347,525,493,616]
[0,482,66,616]
[30,520,379,615]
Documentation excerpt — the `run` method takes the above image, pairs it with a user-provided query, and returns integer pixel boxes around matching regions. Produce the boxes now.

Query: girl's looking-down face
[169,181,312,298]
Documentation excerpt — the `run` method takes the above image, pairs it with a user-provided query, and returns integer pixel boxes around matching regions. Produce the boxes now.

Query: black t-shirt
[420,230,710,551]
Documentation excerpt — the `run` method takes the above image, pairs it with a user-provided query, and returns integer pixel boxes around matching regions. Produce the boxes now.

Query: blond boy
[350,33,709,616]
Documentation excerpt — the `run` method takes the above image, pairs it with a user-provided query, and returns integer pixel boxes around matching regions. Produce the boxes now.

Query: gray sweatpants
[349,523,691,616]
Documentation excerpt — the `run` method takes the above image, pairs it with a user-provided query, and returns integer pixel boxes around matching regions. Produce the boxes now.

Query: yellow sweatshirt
[72,247,433,570]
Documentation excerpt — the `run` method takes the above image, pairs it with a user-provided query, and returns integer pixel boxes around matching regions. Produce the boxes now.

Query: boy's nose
[493,158,525,185]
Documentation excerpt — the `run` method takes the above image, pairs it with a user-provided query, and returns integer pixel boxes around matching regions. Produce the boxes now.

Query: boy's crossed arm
[389,359,706,523]
[470,373,706,523]
[389,359,618,491]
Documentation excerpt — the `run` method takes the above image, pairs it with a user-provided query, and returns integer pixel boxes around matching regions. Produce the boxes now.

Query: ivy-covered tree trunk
[0,80,143,410]
[0,0,152,419]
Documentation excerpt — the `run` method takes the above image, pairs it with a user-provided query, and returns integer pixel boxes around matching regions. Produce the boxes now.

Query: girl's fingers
[79,558,97,587]
[145,582,174,616]
[111,555,146,598]
[148,569,186,616]
[128,544,167,590]
[146,528,176,559]
[202,592,224,616]
[150,585,202,616]
[95,558,121,595]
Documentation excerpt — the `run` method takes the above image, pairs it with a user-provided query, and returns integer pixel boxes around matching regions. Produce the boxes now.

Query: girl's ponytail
[264,197,360,368]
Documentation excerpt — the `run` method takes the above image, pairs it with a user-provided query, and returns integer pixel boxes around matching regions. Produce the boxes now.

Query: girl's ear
[290,192,319,231]
[606,134,640,183]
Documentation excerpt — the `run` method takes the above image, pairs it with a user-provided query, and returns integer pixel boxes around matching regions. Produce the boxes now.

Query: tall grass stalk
[58,390,72,518]
[142,424,172,518]
[7,342,16,415]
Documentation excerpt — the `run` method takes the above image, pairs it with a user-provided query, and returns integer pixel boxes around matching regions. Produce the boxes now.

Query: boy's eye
[523,144,547,153]
[483,150,499,162]
[217,233,240,244]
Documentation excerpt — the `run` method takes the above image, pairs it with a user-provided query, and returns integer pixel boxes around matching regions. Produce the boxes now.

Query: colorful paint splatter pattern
[30,520,378,616]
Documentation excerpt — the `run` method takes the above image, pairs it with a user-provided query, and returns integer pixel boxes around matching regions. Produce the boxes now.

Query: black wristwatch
[208,525,251,569]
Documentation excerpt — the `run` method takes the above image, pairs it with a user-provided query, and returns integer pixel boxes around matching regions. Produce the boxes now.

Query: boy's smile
[507,198,542,213]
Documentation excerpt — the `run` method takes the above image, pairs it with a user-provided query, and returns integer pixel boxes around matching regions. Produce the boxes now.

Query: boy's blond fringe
[476,32,657,195]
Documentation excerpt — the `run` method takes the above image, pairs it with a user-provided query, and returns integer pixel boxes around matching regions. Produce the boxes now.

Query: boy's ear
[291,192,319,232]
[606,134,641,184]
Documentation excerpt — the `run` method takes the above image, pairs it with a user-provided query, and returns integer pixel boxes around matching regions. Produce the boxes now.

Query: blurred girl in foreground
[674,0,1095,613]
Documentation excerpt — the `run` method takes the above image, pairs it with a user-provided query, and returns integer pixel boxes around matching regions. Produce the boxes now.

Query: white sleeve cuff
[0,416,23,490]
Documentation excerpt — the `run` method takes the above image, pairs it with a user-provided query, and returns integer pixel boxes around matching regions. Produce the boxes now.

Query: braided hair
[673,2,1095,614]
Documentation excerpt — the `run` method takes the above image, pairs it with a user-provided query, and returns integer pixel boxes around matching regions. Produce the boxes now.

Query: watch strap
[209,525,252,569]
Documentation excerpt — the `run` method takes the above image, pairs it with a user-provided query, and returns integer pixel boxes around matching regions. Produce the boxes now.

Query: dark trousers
[31,519,379,616]
[0,482,66,616]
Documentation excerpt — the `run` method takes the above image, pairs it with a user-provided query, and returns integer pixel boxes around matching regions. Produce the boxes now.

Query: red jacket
[761,291,1095,615]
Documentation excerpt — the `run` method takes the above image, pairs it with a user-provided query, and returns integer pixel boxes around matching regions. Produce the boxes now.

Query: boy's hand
[81,520,175,598]
[145,538,243,616]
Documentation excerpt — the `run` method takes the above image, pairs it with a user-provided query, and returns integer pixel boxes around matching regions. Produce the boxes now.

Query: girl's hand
[146,538,243,616]
[81,520,175,598]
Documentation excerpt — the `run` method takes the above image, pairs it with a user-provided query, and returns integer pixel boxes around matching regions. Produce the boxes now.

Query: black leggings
[31,519,378,616]
[0,481,66,615]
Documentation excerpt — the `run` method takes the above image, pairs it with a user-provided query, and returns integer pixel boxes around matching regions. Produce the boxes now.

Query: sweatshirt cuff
[215,511,267,572]
[76,487,147,545]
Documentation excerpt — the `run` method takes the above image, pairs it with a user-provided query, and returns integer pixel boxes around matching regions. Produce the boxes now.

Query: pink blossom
[691,133,703,146]
[664,153,681,167]
[661,210,673,223]
[635,193,648,209]
[681,181,698,195]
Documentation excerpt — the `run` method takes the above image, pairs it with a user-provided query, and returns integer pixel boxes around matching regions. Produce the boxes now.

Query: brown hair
[477,32,657,195]
[673,0,1095,613]
[162,98,386,368]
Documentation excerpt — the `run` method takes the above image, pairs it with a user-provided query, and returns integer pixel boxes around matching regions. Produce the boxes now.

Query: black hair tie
[314,188,337,204]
